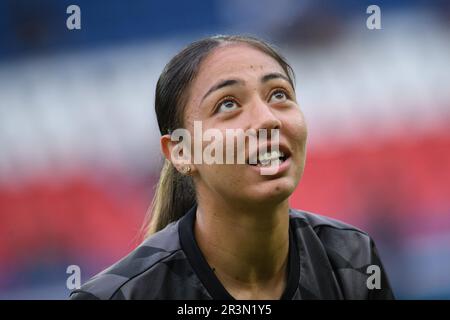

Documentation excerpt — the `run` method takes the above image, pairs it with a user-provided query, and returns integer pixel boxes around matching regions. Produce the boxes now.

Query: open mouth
[246,148,290,167]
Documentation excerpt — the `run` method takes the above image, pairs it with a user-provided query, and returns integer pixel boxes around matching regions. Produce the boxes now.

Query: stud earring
[181,166,191,175]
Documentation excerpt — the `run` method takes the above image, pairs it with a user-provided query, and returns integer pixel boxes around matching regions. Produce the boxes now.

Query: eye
[269,89,289,103]
[216,97,239,113]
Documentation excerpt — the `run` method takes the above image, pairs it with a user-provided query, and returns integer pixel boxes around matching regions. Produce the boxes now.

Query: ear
[160,133,195,174]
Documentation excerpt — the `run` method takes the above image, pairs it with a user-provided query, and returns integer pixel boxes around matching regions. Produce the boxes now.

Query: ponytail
[142,159,196,238]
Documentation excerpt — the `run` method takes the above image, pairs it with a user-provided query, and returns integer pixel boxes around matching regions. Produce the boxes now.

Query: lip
[246,140,292,177]
[246,143,292,165]
[247,154,292,176]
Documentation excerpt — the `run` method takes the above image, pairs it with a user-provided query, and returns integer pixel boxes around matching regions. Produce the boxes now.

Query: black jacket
[70,206,395,300]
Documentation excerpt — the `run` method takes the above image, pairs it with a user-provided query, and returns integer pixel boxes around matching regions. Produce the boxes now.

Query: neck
[194,197,290,298]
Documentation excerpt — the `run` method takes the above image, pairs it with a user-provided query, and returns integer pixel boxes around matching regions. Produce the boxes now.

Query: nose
[250,97,282,137]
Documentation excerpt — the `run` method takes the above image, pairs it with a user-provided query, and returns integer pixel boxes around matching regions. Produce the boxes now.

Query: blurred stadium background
[0,0,449,299]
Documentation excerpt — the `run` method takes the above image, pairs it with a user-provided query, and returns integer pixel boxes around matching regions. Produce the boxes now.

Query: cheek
[196,163,245,194]
[283,109,308,145]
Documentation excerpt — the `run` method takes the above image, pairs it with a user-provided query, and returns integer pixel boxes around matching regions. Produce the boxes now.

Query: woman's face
[181,43,307,207]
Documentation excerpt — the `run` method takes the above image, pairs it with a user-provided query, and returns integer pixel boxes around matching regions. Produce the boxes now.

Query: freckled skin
[182,43,308,208]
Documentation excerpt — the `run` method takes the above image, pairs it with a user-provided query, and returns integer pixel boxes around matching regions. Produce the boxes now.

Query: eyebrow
[201,79,244,103]
[200,72,292,103]
[261,72,291,85]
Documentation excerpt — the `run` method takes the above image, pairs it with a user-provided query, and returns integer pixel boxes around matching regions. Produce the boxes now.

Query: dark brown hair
[142,35,295,238]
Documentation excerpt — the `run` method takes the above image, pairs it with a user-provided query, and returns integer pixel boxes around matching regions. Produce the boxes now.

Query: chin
[247,178,296,205]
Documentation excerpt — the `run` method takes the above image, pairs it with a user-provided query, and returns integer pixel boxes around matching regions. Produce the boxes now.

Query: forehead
[190,43,286,96]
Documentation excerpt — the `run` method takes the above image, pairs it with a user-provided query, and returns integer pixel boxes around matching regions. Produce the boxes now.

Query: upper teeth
[258,150,284,165]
